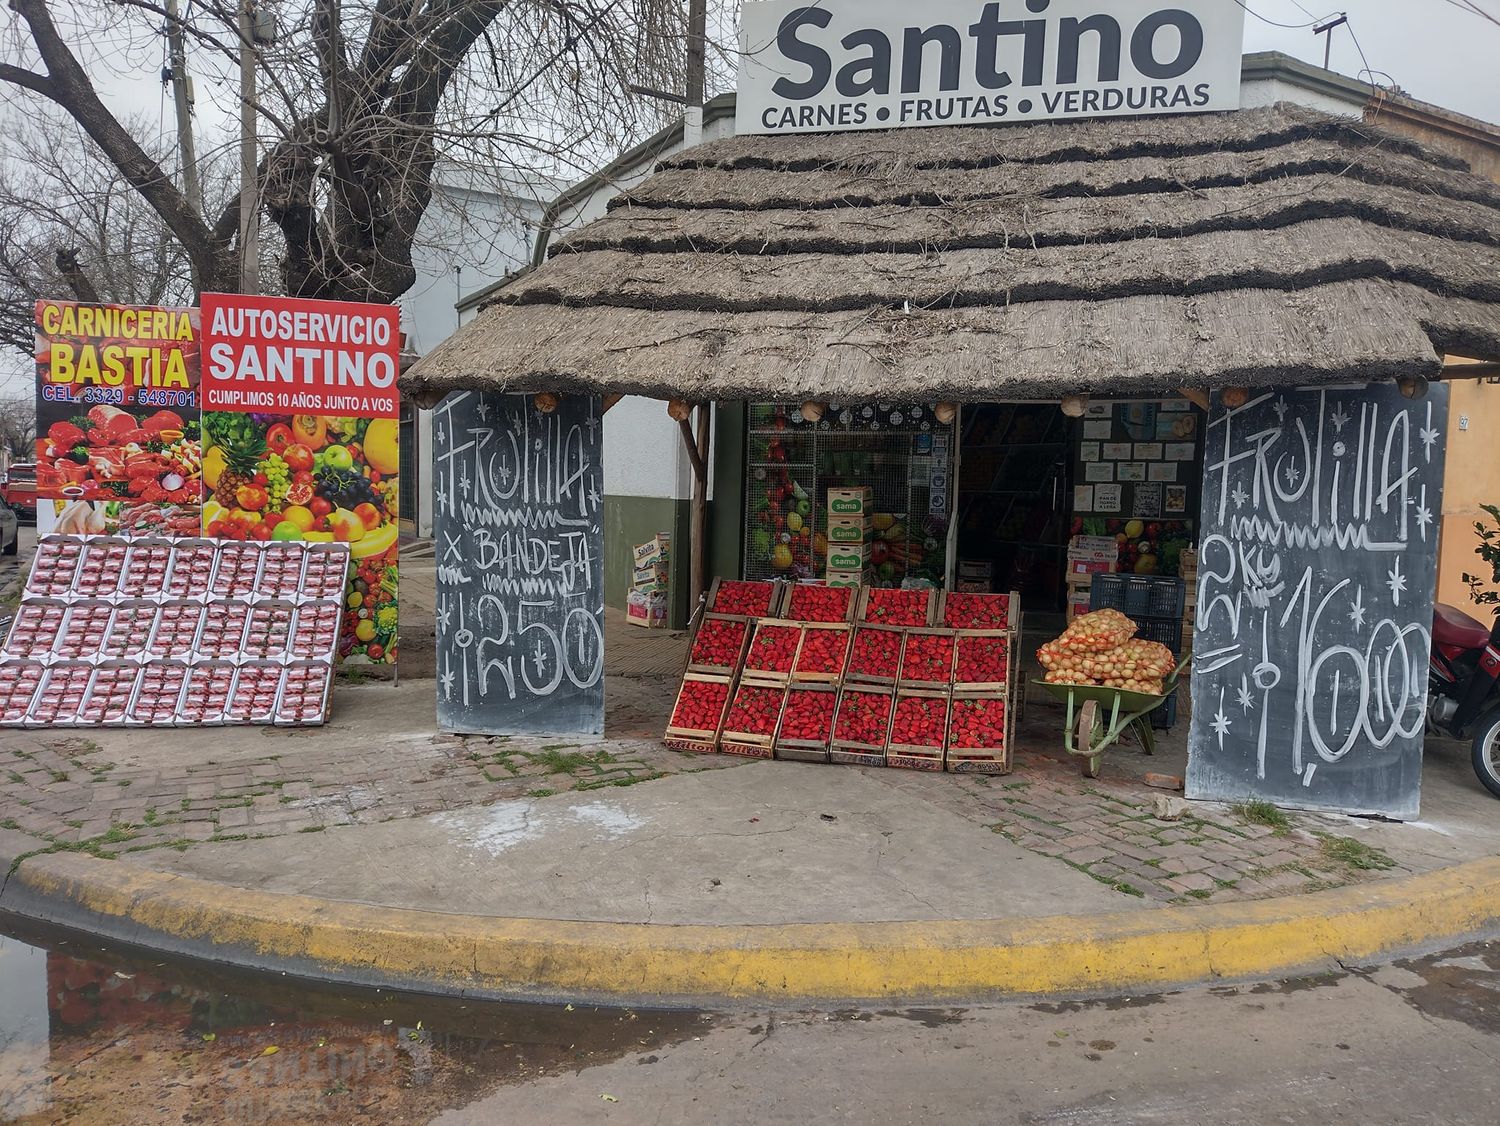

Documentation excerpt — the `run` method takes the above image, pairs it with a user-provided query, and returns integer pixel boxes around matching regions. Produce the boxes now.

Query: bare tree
[0,0,730,304]
[0,396,36,460]
[0,114,208,354]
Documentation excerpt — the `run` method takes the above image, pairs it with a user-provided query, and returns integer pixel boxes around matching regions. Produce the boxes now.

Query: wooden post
[678,405,711,611]
[533,391,561,413]
[1178,388,1211,412]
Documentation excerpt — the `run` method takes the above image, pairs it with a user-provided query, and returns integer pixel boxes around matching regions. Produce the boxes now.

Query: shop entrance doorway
[956,404,1074,609]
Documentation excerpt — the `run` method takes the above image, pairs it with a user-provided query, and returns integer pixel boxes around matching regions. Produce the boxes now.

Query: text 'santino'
[737,0,1245,135]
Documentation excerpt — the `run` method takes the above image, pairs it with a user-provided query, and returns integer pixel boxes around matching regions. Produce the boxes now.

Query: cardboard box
[825,571,870,590]
[625,589,669,629]
[956,580,990,593]
[826,546,872,572]
[957,559,993,582]
[826,487,873,517]
[633,533,672,568]
[825,516,873,545]
[632,563,668,585]
[1067,557,1117,576]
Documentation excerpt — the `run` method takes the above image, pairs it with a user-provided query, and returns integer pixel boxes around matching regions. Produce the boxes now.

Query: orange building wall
[1436,374,1500,610]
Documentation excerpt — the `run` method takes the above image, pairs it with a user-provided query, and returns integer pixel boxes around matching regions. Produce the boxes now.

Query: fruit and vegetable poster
[33,301,204,536]
[198,294,400,665]
[1070,399,1202,577]
[432,392,605,737]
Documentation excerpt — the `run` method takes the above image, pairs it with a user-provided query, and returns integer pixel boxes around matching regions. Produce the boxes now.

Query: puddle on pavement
[0,915,710,1124]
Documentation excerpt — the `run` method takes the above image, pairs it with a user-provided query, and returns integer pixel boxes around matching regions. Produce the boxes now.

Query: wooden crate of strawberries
[830,685,895,767]
[791,621,852,683]
[784,582,857,624]
[686,614,751,676]
[705,578,789,621]
[740,619,804,685]
[856,586,936,627]
[775,683,838,763]
[898,628,957,689]
[951,630,1013,693]
[937,589,1019,631]
[886,689,950,771]
[945,691,1012,774]
[718,681,787,759]
[664,673,736,754]
[845,623,906,687]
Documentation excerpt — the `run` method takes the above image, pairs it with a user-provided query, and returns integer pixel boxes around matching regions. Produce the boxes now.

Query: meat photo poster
[33,301,205,537]
[32,296,401,667]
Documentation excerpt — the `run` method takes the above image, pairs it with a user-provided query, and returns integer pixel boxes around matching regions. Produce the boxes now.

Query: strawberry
[794,627,850,674]
[941,592,1012,630]
[690,617,748,670]
[834,689,893,746]
[949,697,1007,750]
[780,688,836,742]
[669,678,731,733]
[890,695,947,748]
[746,623,801,674]
[787,584,852,623]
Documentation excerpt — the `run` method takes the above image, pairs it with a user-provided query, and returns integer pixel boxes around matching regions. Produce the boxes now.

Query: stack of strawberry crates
[665,581,1019,774]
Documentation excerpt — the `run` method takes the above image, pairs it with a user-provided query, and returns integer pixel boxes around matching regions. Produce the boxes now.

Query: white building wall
[402,172,550,536]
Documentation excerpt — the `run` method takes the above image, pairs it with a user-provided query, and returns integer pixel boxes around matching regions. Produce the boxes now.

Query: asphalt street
[437,942,1500,1125]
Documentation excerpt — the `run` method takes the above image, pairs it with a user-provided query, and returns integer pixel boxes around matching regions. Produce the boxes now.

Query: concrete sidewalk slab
[129,764,1139,924]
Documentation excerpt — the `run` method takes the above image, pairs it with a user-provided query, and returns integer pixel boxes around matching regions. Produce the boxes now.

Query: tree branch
[0,63,53,96]
[54,247,101,303]
[6,0,226,290]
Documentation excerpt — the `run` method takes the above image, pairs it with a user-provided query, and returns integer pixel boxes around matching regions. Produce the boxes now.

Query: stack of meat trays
[0,534,351,729]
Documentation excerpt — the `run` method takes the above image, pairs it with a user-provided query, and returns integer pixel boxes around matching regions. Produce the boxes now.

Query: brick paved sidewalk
[0,678,738,865]
[0,667,1460,916]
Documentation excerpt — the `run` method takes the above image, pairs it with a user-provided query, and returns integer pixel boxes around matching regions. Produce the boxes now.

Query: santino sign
[737,0,1245,135]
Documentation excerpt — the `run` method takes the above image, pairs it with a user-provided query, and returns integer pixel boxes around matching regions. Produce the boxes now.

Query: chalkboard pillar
[432,392,606,737]
[1185,383,1450,819]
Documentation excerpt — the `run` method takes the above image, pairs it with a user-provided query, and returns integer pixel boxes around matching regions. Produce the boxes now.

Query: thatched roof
[404,104,1500,402]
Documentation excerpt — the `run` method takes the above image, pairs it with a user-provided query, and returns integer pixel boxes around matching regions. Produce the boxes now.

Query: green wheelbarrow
[1032,659,1188,779]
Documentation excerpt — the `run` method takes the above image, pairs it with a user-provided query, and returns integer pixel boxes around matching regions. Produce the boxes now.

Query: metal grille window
[743,403,953,586]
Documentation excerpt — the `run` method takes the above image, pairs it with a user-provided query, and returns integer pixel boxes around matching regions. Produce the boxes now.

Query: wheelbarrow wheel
[1076,699,1102,778]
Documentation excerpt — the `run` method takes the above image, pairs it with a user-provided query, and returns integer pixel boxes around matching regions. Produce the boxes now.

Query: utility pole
[684,0,707,146]
[163,0,202,224]
[1314,13,1349,72]
[238,0,260,295]
[683,0,710,609]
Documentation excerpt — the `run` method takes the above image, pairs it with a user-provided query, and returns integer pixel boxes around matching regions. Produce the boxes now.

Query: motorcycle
[1429,603,1500,798]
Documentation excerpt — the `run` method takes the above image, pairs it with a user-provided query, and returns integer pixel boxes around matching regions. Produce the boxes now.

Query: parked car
[3,462,36,523]
[0,499,16,556]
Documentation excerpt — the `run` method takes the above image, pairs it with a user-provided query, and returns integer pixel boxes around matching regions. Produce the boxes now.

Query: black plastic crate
[1134,615,1184,656]
[1090,574,1186,620]
[1087,580,1185,731]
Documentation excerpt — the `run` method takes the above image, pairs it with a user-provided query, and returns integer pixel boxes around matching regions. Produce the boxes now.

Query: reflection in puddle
[0,919,709,1123]
[0,937,49,1120]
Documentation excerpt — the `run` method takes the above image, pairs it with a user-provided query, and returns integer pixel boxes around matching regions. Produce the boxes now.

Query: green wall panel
[604,495,690,628]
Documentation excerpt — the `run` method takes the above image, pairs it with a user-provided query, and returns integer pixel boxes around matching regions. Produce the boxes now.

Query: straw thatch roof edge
[405,104,1500,402]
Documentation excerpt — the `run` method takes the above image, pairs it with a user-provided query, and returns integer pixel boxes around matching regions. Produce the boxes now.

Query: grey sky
[3,0,1498,399]
[1238,0,1500,123]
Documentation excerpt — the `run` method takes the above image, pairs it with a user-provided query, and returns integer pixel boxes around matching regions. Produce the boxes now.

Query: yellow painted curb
[7,853,1500,1004]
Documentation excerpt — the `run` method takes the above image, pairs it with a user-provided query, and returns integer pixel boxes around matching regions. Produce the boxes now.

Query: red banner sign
[201,293,400,418]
